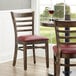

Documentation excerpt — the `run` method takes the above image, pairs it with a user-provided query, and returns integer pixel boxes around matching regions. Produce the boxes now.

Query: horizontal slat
[16,24,32,27]
[14,12,33,17]
[57,30,76,33]
[59,36,76,39]
[17,29,32,32]
[16,20,32,22]
[61,64,76,66]
[55,20,76,27]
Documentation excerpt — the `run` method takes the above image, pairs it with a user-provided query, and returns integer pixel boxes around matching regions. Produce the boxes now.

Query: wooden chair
[53,20,76,76]
[11,11,49,70]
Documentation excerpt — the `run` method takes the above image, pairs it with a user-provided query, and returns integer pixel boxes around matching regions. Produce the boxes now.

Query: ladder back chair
[11,11,49,70]
[53,20,76,76]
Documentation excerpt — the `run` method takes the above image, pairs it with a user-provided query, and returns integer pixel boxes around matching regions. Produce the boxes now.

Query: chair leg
[13,43,18,66]
[45,40,49,68]
[23,44,27,70]
[54,55,56,76]
[55,57,60,76]
[33,44,36,64]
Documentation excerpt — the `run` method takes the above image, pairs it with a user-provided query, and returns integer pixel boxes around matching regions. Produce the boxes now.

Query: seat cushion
[53,45,76,54]
[17,35,48,42]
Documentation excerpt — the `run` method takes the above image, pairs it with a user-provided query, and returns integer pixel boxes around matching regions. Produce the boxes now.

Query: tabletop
[41,20,76,27]
[40,21,55,27]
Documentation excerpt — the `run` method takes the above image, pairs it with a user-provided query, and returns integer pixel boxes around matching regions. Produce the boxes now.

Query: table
[41,21,70,76]
[41,21,55,27]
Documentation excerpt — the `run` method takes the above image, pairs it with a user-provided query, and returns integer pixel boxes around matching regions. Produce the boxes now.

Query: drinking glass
[48,7,54,23]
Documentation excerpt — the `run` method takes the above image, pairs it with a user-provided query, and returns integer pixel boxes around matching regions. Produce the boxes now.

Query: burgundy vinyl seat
[18,35,48,42]
[53,45,76,54]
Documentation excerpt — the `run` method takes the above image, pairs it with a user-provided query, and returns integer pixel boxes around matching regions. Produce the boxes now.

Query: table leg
[63,27,71,76]
[63,58,71,76]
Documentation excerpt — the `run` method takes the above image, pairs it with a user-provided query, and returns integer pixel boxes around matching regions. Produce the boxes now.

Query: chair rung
[26,46,45,49]
[18,46,45,51]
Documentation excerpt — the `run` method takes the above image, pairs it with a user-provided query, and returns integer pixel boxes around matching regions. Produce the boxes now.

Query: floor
[0,57,76,76]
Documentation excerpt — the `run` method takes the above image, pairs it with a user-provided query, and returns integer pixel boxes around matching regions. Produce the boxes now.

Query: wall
[0,0,31,10]
[0,0,31,63]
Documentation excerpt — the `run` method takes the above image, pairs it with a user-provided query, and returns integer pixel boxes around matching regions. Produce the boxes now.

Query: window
[65,0,76,19]
[31,0,40,35]
[40,0,76,44]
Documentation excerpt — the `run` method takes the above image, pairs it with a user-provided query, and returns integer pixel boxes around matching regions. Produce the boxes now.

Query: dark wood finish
[54,20,76,76]
[41,21,54,27]
[11,11,49,70]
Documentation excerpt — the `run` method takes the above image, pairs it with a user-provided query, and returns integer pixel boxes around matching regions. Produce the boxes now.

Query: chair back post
[11,12,18,43]
[32,12,35,35]
[55,21,62,62]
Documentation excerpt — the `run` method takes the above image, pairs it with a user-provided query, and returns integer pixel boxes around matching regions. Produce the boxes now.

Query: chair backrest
[11,11,34,38]
[55,20,76,47]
